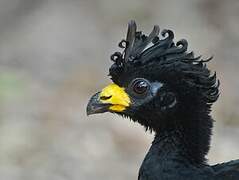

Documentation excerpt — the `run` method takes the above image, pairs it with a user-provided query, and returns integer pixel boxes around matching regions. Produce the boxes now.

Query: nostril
[100,95,112,100]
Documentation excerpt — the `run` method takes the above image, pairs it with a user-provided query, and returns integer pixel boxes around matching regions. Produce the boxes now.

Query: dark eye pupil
[133,81,148,94]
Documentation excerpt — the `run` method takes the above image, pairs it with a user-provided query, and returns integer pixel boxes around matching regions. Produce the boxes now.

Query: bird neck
[152,109,213,165]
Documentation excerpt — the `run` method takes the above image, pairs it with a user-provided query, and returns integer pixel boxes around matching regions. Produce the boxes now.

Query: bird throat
[150,112,212,165]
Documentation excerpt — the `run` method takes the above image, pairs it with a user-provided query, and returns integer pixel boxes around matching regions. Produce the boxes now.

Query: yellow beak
[87,83,130,115]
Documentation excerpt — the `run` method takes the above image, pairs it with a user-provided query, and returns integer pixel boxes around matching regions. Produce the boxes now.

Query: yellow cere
[99,83,130,112]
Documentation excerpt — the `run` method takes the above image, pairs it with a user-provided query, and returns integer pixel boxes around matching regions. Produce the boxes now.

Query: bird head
[87,20,219,132]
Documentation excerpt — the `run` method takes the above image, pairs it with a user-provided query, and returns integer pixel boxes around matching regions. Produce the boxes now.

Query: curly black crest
[109,20,219,104]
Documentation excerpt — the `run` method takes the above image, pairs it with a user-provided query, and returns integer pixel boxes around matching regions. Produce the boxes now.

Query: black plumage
[87,20,239,180]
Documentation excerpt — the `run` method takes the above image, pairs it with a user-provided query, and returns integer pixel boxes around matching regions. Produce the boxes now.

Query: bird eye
[131,79,149,95]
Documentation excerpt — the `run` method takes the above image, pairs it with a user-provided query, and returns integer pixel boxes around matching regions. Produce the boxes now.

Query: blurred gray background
[0,0,239,179]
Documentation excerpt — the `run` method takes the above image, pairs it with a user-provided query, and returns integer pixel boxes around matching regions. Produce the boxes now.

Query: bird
[86,20,239,180]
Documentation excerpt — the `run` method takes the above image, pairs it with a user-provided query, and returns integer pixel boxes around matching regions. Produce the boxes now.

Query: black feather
[105,20,238,180]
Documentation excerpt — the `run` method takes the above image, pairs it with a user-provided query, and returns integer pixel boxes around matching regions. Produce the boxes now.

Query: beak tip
[86,109,93,116]
[86,101,95,116]
[86,92,109,116]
